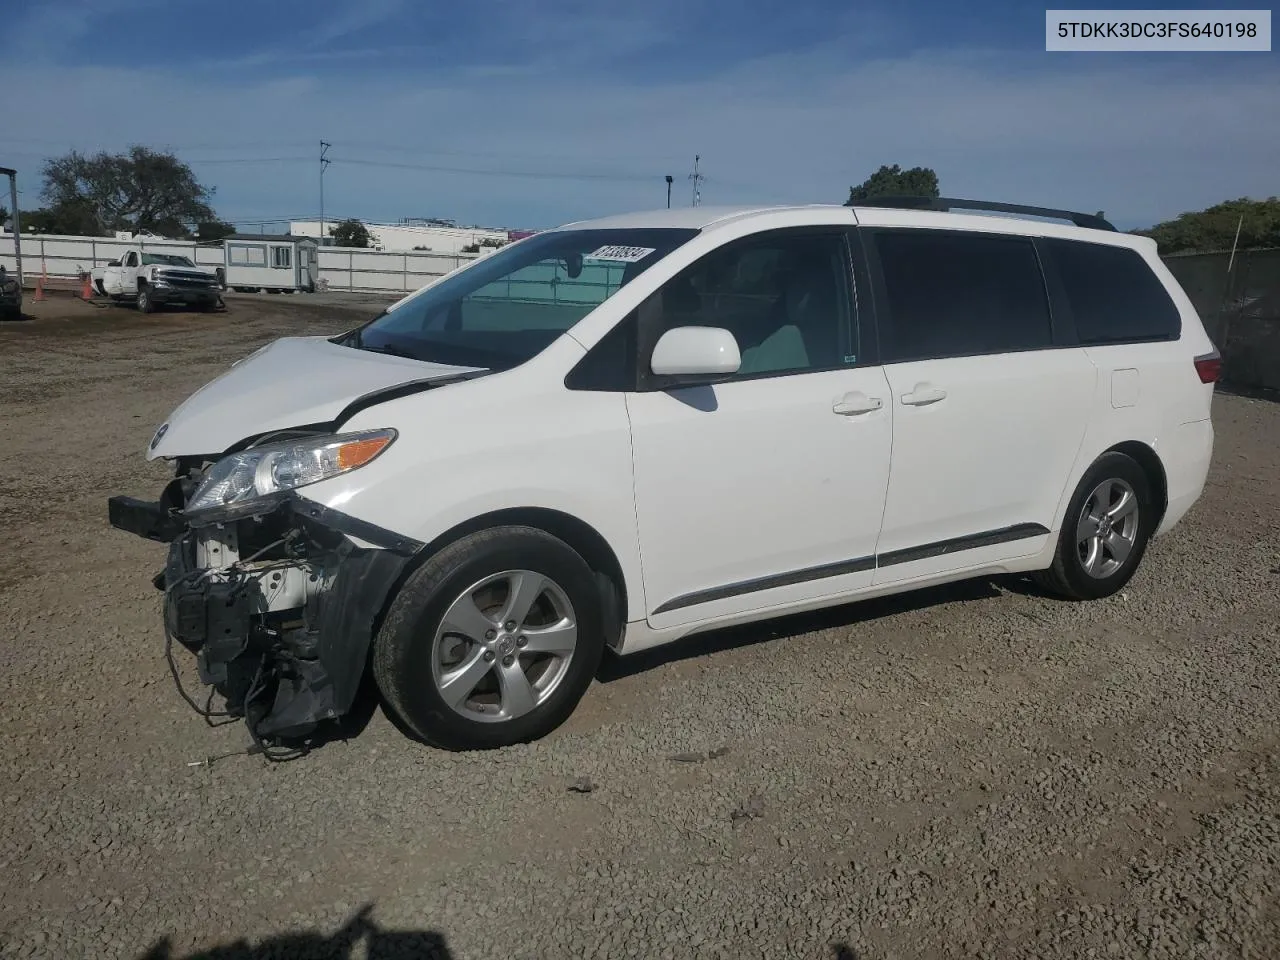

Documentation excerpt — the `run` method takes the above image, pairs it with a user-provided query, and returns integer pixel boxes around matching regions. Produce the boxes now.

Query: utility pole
[665,175,673,209]
[0,167,21,290]
[319,141,331,244]
[688,155,703,207]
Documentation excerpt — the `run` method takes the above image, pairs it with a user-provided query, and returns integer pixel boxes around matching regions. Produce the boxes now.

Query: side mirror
[650,326,741,377]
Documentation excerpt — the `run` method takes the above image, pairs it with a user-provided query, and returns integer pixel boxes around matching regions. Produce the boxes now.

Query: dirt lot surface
[1,293,1278,960]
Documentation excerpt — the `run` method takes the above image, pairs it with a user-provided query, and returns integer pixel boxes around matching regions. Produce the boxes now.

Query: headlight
[185,428,396,517]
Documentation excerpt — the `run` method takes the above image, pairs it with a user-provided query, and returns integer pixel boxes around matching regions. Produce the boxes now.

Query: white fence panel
[406,254,466,277]
[317,245,477,293]
[0,233,217,279]
[1,233,479,295]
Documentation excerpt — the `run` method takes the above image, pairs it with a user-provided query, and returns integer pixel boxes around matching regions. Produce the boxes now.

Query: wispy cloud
[4,0,1277,230]
[14,0,166,61]
[230,0,407,66]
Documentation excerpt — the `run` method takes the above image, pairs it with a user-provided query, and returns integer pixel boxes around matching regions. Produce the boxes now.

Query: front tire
[1034,452,1155,600]
[373,526,605,750]
[137,286,155,314]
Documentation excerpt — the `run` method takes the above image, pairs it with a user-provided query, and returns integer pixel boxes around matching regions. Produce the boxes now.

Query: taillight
[1194,350,1222,384]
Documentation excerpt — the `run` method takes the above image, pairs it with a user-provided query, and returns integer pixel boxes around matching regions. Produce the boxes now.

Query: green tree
[196,219,237,242]
[22,198,101,235]
[40,145,217,238]
[845,164,941,205]
[329,218,373,248]
[1134,197,1280,254]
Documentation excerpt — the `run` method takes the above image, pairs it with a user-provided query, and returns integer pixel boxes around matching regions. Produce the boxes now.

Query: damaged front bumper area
[107,487,420,744]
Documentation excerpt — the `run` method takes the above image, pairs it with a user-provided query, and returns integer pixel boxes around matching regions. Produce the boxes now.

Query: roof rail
[852,196,1117,232]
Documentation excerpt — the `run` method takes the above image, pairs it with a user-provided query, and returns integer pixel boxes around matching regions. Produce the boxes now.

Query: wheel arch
[1051,438,1171,542]
[1105,440,1169,530]
[390,507,630,652]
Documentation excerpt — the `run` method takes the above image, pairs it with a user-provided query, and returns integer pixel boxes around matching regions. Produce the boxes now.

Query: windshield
[338,227,698,370]
[142,253,196,267]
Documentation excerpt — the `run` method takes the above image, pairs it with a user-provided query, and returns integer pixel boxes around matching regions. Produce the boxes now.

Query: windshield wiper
[358,341,418,360]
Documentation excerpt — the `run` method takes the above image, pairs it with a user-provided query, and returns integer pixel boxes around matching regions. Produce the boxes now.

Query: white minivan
[109,198,1219,752]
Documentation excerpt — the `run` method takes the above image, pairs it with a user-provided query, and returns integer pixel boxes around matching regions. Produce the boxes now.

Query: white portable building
[222,234,319,293]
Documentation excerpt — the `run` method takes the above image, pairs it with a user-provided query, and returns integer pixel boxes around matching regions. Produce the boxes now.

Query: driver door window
[640,230,856,385]
[124,252,138,268]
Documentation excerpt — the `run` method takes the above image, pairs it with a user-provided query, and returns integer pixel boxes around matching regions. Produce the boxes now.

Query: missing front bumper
[110,493,418,745]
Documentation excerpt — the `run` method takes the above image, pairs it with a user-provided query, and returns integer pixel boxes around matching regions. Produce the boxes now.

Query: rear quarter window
[871,229,1053,362]
[1041,238,1181,344]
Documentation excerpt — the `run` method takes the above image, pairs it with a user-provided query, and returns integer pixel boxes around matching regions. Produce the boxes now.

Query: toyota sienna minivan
[109,198,1219,752]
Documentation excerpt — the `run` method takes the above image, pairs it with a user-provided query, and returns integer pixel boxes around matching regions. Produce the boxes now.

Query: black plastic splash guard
[108,495,185,543]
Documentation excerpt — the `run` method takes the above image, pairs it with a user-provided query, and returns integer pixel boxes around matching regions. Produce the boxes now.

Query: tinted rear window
[1043,238,1181,343]
[873,229,1052,362]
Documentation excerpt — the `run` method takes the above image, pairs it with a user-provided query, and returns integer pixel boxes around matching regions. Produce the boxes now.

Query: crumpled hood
[147,335,483,459]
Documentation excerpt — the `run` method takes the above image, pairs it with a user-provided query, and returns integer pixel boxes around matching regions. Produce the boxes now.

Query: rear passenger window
[1042,238,1181,343]
[873,230,1052,362]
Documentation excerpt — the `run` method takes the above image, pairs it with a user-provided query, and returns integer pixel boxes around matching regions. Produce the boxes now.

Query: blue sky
[4,0,1276,231]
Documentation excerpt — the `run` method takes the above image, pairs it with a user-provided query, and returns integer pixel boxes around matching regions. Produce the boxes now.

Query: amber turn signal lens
[336,435,392,471]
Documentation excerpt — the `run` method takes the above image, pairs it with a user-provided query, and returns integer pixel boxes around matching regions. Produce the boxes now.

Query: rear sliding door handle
[900,384,947,406]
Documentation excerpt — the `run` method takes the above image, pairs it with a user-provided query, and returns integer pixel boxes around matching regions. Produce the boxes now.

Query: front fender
[296,375,646,621]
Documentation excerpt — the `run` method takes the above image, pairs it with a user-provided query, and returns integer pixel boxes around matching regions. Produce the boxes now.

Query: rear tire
[1034,452,1155,600]
[373,526,605,751]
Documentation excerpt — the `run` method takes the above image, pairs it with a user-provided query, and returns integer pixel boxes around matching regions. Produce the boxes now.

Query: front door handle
[833,392,883,416]
[901,383,947,406]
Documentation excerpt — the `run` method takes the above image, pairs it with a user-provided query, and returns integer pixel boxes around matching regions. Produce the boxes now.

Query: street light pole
[319,141,331,244]
[665,175,673,209]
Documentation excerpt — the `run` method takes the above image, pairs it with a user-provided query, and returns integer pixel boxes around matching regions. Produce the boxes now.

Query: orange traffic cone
[81,271,94,300]
[34,271,45,301]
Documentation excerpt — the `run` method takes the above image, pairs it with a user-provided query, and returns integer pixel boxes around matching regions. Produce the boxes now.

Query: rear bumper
[1156,417,1214,536]
[108,491,419,742]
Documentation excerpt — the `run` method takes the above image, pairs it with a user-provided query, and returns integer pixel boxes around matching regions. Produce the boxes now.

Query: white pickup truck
[92,250,222,313]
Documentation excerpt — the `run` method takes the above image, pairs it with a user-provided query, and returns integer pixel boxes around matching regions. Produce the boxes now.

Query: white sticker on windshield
[584,245,656,263]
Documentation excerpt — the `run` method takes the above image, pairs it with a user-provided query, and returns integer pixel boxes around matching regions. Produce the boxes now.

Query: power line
[330,156,662,184]
[0,136,693,169]
[185,157,312,165]
[1,141,788,197]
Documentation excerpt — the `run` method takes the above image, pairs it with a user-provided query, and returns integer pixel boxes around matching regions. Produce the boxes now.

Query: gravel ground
[1,293,1278,960]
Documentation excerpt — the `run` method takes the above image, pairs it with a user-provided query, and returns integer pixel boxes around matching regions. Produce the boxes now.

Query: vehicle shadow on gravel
[1218,381,1280,404]
[136,903,454,959]
[598,575,1029,682]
